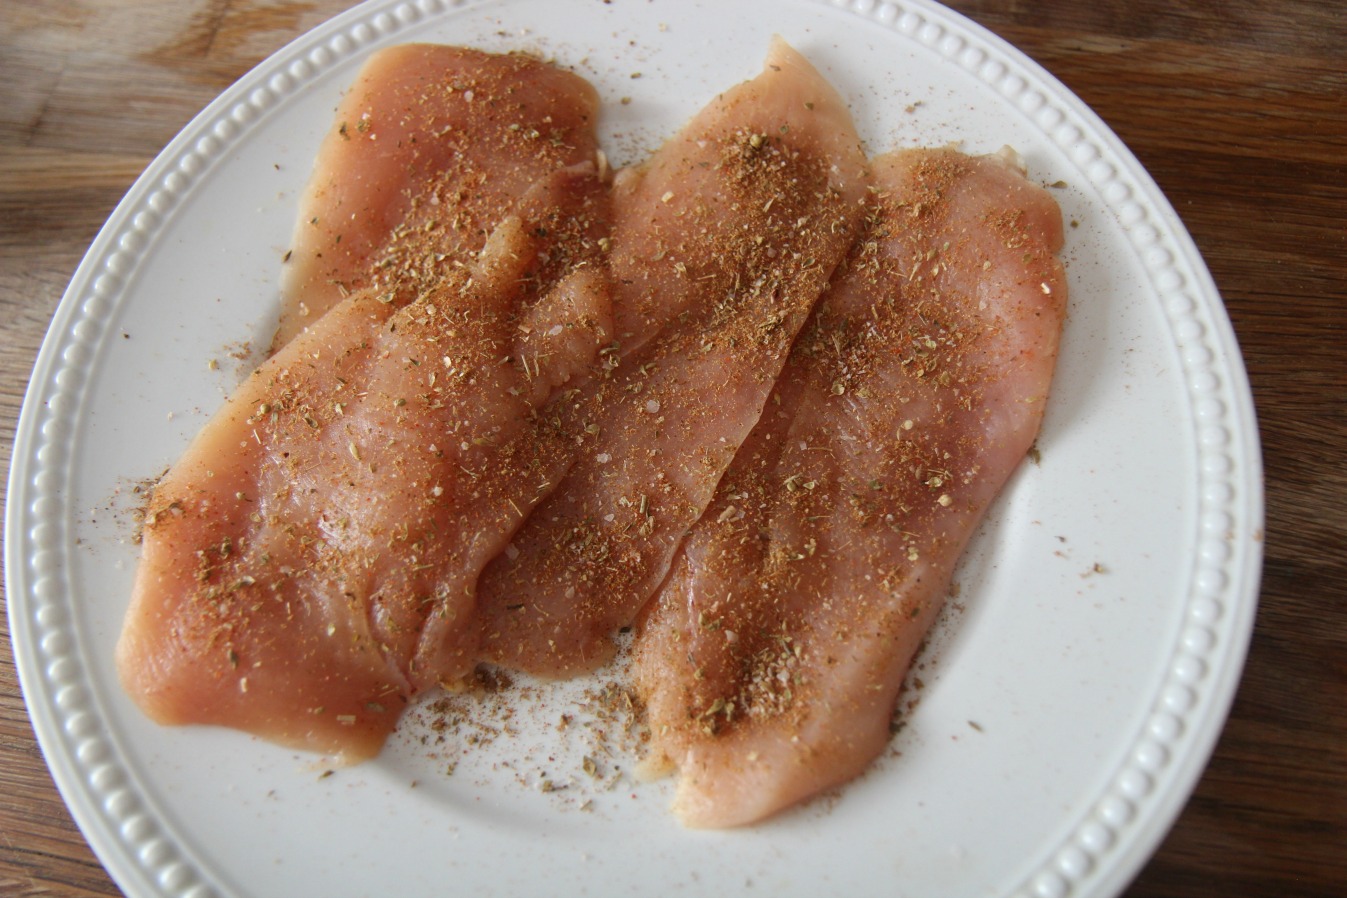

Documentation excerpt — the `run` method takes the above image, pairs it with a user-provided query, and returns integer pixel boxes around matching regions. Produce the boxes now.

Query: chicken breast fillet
[274,43,602,350]
[474,38,870,677]
[118,52,610,761]
[631,147,1067,827]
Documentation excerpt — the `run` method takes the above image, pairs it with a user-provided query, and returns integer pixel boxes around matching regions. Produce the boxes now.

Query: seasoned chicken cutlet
[631,147,1067,827]
[274,44,602,350]
[475,38,870,677]
[117,54,611,760]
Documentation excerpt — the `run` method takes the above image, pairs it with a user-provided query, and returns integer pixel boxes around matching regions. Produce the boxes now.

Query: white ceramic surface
[6,1,1263,896]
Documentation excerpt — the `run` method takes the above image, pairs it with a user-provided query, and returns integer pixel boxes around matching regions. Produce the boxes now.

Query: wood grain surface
[2,1,1344,895]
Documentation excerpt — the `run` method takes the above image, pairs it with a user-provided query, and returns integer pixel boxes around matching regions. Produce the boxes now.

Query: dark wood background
[2,1,1344,895]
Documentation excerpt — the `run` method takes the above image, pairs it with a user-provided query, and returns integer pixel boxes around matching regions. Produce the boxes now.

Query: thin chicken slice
[274,43,602,350]
[118,158,612,761]
[631,147,1067,827]
[474,38,870,677]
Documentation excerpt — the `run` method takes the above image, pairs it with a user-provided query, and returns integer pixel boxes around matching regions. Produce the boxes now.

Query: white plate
[6,1,1263,896]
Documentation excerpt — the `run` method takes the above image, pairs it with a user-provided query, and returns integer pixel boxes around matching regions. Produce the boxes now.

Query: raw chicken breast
[475,38,870,677]
[631,147,1067,827]
[274,44,602,349]
[118,143,611,757]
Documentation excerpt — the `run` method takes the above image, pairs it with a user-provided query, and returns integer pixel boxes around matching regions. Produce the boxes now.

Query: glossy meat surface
[118,49,610,760]
[274,44,602,350]
[474,38,870,677]
[631,147,1067,827]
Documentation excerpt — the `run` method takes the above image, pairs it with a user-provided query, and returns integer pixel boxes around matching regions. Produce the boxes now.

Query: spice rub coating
[117,49,612,761]
[474,37,870,677]
[275,43,602,350]
[631,147,1067,827]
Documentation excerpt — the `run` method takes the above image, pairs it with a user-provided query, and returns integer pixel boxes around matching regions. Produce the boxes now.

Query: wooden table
[2,1,1343,895]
